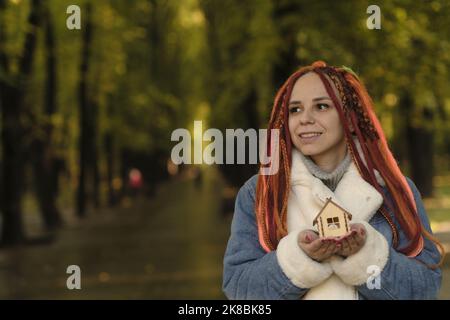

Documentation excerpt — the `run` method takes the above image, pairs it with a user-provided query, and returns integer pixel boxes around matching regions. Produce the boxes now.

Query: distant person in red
[128,168,143,197]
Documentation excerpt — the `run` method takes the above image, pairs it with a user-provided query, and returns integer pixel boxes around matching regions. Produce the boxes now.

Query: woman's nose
[299,108,315,124]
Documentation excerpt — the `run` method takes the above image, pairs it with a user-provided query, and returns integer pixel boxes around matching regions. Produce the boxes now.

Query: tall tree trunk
[77,3,93,217]
[31,6,62,231]
[391,94,411,171]
[219,89,260,187]
[407,107,435,197]
[91,99,100,208]
[1,85,24,245]
[105,132,116,206]
[105,99,116,206]
[1,0,41,245]
[395,94,434,197]
[402,38,434,197]
[271,0,303,89]
[120,149,130,199]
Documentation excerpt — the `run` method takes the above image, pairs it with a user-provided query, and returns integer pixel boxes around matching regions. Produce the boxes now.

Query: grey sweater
[298,150,352,191]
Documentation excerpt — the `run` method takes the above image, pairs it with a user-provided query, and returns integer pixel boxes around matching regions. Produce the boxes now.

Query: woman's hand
[335,223,366,258]
[297,230,340,262]
[298,224,367,261]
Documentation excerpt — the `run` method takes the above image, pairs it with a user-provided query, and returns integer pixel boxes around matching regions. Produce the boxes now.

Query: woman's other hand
[335,223,366,258]
[297,230,340,262]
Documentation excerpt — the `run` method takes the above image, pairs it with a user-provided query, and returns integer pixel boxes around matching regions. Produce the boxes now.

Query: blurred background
[0,0,449,299]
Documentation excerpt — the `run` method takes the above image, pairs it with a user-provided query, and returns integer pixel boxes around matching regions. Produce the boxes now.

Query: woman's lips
[298,132,322,144]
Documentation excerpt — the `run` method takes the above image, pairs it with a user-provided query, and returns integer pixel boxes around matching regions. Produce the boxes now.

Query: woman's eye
[317,103,330,110]
[289,107,301,113]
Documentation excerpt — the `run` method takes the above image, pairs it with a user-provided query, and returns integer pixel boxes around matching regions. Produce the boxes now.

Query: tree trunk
[219,89,260,188]
[0,0,41,245]
[119,149,129,199]
[391,94,411,171]
[77,3,93,217]
[104,95,116,206]
[92,99,100,208]
[105,133,116,206]
[407,107,435,197]
[31,6,62,231]
[271,0,303,89]
[1,85,25,245]
[395,94,434,197]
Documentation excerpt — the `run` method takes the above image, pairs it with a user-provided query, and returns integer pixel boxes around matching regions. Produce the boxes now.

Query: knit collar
[297,149,352,190]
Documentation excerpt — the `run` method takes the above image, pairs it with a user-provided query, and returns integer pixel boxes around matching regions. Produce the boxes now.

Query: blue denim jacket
[222,174,442,299]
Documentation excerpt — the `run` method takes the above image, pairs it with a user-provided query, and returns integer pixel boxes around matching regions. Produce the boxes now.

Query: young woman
[222,61,444,300]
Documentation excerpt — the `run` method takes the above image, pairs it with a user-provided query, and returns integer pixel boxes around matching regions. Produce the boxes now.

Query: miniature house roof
[312,197,352,226]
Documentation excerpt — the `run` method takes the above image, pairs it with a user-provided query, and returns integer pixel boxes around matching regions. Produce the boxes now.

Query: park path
[0,167,448,299]
[0,167,231,299]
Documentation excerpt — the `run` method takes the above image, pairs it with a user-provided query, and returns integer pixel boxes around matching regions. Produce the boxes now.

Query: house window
[327,217,340,229]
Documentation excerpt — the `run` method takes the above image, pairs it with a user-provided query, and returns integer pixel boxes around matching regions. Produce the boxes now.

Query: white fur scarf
[286,140,386,300]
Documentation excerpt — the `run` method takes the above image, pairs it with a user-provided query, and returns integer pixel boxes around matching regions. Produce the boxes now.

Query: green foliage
[1,0,449,187]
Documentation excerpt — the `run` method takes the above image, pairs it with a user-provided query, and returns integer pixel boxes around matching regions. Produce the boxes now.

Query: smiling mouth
[299,132,323,138]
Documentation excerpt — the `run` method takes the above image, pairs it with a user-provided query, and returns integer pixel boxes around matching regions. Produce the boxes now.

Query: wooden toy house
[313,197,352,238]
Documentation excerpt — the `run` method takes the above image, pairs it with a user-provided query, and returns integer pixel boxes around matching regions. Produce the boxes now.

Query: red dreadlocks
[255,61,444,268]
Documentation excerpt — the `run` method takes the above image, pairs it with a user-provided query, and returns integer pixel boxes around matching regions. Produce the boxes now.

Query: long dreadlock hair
[255,60,444,268]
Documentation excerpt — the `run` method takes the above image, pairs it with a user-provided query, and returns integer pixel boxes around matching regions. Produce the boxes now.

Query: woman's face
[288,72,347,160]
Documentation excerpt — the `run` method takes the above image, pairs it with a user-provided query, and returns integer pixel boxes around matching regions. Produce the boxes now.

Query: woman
[222,61,444,300]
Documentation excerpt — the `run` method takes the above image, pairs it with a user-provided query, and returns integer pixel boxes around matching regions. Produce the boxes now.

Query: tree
[0,0,42,245]
[30,3,62,230]
[200,0,277,187]
[77,2,93,217]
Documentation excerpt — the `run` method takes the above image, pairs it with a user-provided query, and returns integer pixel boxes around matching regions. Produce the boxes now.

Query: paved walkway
[0,167,448,299]
[0,168,230,299]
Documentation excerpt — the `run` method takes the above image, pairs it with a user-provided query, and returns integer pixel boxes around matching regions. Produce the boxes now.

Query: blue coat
[222,174,442,299]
